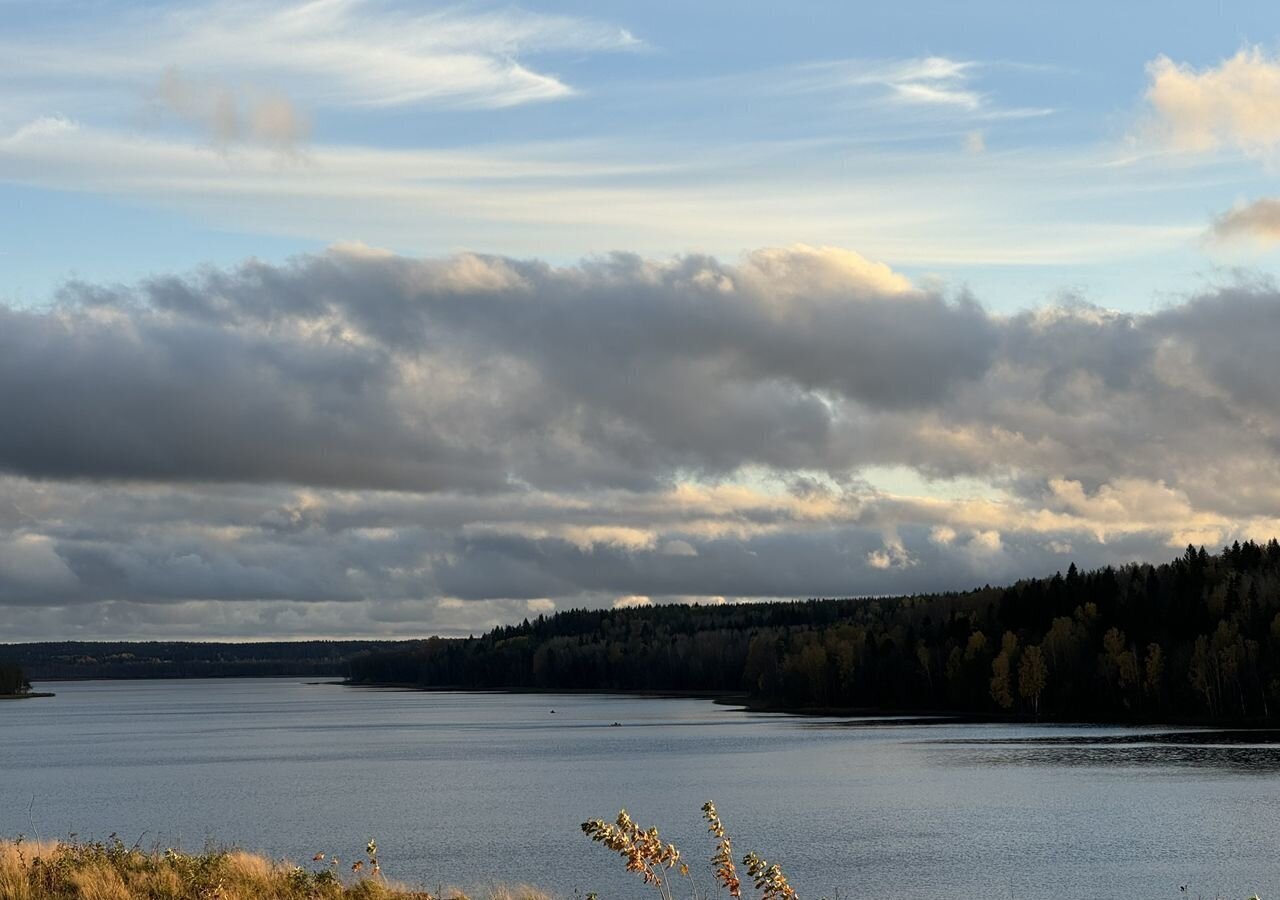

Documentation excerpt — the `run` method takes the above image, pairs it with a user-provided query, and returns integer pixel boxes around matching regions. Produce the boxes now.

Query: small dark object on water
[550,709,556,714]
[611,722,622,727]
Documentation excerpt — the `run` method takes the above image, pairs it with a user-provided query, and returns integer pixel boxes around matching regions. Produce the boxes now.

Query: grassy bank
[0,838,550,900]
[5,808,1266,900]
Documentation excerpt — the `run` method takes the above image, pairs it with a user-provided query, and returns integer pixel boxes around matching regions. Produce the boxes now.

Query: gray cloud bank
[0,246,994,490]
[3,244,1280,639]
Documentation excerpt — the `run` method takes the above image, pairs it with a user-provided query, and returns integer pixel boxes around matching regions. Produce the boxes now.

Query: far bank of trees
[351,540,1280,724]
[0,662,30,695]
[6,640,414,680]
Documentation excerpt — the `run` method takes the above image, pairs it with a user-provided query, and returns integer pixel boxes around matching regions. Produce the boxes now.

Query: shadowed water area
[4,679,1280,899]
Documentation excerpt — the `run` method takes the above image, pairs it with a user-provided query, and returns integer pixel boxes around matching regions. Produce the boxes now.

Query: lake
[3,679,1279,899]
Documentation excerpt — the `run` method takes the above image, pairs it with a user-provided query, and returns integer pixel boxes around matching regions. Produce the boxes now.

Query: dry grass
[0,837,553,900]
[581,802,797,900]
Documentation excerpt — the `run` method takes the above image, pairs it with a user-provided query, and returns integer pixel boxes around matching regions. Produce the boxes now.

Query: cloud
[4,0,638,113]
[0,534,80,594]
[929,525,957,546]
[768,57,1053,124]
[1210,197,1280,243]
[884,58,983,109]
[613,595,651,609]
[866,531,914,570]
[1145,48,1280,155]
[6,245,1280,514]
[786,57,984,110]
[154,67,310,149]
[0,245,995,490]
[967,530,1003,555]
[0,115,1198,269]
[7,245,1280,637]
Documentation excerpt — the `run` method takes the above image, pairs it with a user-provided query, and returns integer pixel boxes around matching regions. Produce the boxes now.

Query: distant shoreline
[13,674,1277,728]
[345,680,750,702]
[342,680,994,722]
[341,680,1268,728]
[26,673,339,682]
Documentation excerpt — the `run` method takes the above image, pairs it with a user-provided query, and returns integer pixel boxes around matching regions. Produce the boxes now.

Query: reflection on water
[926,729,1280,772]
[932,729,1280,745]
[5,679,1280,900]
[949,743,1280,772]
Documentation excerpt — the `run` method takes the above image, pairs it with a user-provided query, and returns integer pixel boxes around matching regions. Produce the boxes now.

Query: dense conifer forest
[3,640,412,680]
[0,662,29,695]
[350,541,1280,723]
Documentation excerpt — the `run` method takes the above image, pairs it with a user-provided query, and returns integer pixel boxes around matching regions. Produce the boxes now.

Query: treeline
[351,541,1280,723]
[0,662,29,695]
[4,640,413,680]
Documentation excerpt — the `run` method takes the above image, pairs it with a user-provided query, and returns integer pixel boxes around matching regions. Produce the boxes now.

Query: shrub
[582,802,796,900]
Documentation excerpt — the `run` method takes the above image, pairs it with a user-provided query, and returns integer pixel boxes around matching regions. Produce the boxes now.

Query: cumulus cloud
[1145,48,1280,155]
[929,525,957,546]
[866,531,914,570]
[613,595,652,609]
[865,549,893,570]
[1210,197,1280,243]
[0,245,995,490]
[967,530,1003,555]
[5,245,1280,637]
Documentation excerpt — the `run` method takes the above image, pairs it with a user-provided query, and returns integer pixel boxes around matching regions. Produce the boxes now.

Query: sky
[6,1,1280,639]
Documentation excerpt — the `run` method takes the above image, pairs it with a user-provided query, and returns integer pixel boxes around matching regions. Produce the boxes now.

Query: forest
[350,541,1280,723]
[4,640,412,680]
[0,662,29,695]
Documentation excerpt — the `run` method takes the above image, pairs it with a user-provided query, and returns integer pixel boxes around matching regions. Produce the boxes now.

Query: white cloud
[967,530,1003,555]
[866,549,893,570]
[929,525,957,546]
[737,244,913,298]
[1145,48,1280,156]
[612,594,651,609]
[788,57,984,110]
[3,0,638,113]
[866,532,915,570]
[0,116,1201,269]
[888,59,983,109]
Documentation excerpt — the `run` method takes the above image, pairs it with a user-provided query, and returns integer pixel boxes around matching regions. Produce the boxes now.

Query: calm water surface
[4,678,1280,899]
